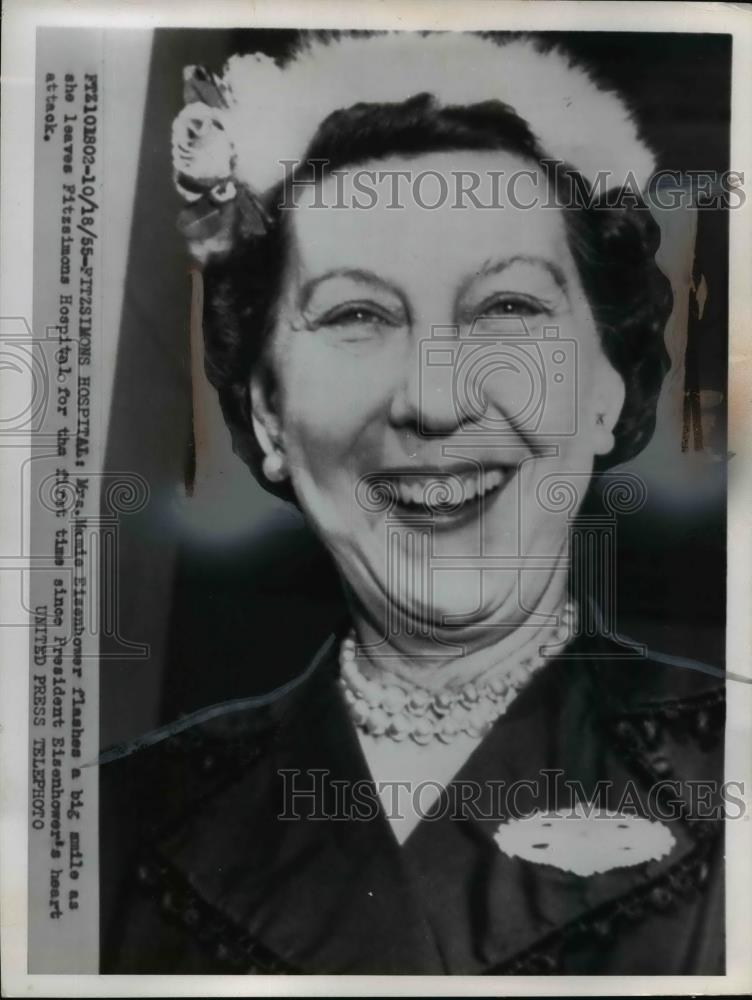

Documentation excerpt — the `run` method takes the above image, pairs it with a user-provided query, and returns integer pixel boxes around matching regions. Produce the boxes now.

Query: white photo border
[1,1,751,996]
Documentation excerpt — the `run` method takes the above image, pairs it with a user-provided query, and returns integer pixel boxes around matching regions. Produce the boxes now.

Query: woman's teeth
[394,468,505,509]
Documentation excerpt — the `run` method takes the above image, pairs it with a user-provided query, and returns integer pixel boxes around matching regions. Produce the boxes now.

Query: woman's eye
[313,302,401,337]
[328,307,385,326]
[477,295,549,318]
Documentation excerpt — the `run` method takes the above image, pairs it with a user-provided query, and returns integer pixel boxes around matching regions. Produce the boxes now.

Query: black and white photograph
[1,1,751,994]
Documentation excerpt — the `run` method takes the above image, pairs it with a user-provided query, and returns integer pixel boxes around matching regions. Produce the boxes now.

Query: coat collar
[152,631,444,973]
[147,628,723,974]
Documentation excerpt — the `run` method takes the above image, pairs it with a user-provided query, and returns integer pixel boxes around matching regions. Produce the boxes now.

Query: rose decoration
[171,99,246,262]
[171,102,236,201]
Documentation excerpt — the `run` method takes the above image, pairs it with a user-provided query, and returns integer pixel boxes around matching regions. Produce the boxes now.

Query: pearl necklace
[339,602,577,745]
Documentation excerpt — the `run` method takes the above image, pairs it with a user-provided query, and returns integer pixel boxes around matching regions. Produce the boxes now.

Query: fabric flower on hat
[172,102,236,198]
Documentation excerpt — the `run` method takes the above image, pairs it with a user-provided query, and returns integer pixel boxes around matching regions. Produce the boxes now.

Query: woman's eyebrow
[298,267,406,311]
[462,254,569,294]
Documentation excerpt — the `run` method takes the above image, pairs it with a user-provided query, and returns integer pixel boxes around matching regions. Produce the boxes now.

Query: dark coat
[100,627,725,975]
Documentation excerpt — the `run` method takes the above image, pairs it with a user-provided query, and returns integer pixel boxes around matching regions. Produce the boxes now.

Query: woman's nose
[388,331,476,435]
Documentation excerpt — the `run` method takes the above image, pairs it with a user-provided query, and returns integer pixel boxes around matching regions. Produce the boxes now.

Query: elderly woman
[102,32,725,975]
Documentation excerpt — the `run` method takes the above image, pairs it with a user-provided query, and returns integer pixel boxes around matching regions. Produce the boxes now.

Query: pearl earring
[262,451,287,483]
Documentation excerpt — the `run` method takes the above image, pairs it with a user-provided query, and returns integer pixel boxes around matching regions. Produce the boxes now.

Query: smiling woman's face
[253,150,625,636]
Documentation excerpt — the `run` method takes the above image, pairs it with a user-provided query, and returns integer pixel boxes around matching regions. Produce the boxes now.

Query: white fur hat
[172,32,655,259]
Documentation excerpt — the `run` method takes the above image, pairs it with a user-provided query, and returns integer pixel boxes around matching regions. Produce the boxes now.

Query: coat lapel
[400,647,712,973]
[151,633,444,973]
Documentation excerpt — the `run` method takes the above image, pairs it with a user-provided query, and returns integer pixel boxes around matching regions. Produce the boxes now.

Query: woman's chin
[389,571,521,634]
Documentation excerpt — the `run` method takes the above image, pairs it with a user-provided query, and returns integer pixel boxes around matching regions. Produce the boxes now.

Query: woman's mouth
[383,465,517,528]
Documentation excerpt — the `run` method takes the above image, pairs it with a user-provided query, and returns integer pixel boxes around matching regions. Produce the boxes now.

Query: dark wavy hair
[200,93,672,503]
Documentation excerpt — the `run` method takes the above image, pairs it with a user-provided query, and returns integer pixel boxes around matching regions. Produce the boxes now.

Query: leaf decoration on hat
[176,199,234,264]
[235,184,271,240]
[183,64,231,110]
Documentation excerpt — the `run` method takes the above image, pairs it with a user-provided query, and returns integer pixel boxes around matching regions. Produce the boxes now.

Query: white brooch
[493,805,676,877]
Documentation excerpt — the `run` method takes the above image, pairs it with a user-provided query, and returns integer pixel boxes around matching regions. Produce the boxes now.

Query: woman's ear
[591,357,627,456]
[250,369,289,483]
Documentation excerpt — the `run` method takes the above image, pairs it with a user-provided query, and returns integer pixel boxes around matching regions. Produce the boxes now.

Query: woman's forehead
[287,150,570,291]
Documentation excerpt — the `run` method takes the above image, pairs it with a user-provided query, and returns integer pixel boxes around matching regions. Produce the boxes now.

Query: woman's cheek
[281,397,372,511]
[285,346,392,464]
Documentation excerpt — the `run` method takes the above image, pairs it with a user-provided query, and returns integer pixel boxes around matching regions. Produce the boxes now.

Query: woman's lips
[381,465,518,528]
[393,467,502,505]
